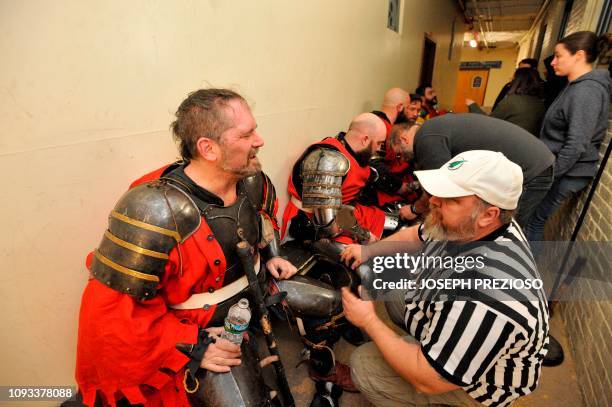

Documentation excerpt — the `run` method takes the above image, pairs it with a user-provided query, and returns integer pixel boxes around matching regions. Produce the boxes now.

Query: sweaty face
[422,195,480,241]
[551,43,578,77]
[218,100,264,178]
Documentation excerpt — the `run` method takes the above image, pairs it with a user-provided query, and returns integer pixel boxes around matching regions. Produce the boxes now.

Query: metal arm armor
[243,171,281,259]
[90,180,200,300]
[300,147,353,239]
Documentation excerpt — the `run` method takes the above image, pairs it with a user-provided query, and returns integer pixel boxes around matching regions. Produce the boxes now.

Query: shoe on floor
[309,362,359,393]
[310,381,343,407]
[543,334,564,367]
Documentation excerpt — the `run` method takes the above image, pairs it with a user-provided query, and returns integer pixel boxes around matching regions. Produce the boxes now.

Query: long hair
[507,67,543,97]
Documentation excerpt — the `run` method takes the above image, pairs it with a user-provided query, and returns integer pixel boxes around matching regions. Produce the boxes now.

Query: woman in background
[466,67,546,136]
[525,31,611,242]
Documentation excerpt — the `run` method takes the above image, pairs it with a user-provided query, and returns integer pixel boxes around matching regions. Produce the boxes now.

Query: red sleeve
[76,278,198,406]
[77,218,228,406]
[129,164,171,188]
[353,204,385,239]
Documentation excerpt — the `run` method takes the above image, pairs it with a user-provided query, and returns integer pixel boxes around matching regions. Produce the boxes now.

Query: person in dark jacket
[543,54,569,107]
[492,58,540,110]
[387,114,555,227]
[467,67,546,135]
[525,31,612,242]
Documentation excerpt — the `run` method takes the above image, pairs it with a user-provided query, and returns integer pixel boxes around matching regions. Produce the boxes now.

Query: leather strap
[170,256,261,309]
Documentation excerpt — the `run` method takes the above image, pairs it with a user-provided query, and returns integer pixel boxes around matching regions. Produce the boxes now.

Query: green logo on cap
[448,158,467,170]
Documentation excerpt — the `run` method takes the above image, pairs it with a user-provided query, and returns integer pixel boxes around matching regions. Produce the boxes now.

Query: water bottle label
[224,319,248,334]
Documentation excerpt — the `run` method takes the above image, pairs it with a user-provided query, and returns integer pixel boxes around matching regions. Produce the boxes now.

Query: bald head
[344,112,387,164]
[382,87,410,108]
[380,87,411,124]
[348,112,386,140]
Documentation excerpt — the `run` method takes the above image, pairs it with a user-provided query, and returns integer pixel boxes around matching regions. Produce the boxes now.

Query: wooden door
[453,69,489,113]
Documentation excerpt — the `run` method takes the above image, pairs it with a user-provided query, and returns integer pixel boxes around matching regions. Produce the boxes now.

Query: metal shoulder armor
[243,171,282,258]
[243,171,277,215]
[301,147,349,210]
[90,180,201,300]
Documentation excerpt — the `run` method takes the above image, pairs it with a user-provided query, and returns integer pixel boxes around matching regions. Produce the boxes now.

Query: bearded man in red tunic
[75,89,298,406]
[281,112,392,246]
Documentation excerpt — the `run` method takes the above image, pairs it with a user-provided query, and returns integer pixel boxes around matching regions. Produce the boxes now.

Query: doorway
[419,36,436,87]
[452,69,489,113]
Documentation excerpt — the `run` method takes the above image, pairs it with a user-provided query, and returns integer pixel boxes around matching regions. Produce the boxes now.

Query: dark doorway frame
[533,22,547,65]
[419,35,437,87]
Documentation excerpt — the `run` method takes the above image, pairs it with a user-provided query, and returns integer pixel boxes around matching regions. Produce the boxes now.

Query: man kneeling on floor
[340,150,549,407]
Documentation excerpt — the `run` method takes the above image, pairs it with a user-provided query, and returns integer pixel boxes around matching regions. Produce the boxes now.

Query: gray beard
[220,148,262,179]
[221,160,261,178]
[422,210,477,242]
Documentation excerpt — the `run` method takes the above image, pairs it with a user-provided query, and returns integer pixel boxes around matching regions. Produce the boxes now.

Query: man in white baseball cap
[414,150,523,241]
[337,150,549,407]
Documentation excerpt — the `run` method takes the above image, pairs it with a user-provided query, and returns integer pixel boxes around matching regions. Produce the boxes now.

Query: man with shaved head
[365,88,421,214]
[372,87,411,135]
[282,112,388,245]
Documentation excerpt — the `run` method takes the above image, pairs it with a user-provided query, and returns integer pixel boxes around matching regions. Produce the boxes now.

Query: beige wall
[460,47,519,107]
[0,0,463,396]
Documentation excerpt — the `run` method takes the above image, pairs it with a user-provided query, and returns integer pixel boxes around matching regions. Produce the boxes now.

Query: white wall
[0,0,463,394]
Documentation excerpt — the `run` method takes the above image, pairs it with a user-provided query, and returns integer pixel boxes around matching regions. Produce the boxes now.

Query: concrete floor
[267,303,583,407]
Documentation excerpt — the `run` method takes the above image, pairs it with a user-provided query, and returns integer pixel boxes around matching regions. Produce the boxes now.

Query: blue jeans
[515,166,554,227]
[524,175,591,241]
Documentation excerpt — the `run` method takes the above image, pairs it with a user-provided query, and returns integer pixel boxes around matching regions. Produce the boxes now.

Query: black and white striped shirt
[405,221,549,406]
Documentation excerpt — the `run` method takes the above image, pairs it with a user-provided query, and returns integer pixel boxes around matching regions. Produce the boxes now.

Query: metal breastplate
[202,189,260,286]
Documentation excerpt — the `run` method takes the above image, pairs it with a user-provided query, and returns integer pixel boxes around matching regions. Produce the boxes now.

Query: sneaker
[309,362,359,393]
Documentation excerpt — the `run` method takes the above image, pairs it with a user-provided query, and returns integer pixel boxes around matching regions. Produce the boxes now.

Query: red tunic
[376,152,419,206]
[281,137,385,243]
[76,166,272,407]
[421,103,447,120]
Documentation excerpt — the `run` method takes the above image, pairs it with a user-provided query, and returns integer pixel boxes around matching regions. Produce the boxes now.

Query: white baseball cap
[414,150,523,209]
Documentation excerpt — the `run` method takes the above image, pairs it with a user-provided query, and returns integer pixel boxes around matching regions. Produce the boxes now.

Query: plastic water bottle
[221,298,251,345]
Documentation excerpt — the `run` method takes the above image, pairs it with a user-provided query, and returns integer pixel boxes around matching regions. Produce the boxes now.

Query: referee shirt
[404,221,549,406]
